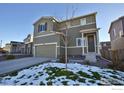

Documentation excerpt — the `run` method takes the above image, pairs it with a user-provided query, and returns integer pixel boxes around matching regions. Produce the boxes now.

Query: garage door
[35,44,56,58]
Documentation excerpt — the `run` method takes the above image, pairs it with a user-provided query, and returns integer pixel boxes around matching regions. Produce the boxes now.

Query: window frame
[80,18,86,26]
[38,22,47,32]
[113,29,116,37]
[76,38,83,47]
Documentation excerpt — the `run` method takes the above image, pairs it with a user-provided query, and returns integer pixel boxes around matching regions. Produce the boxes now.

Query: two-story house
[33,12,100,62]
[109,16,124,50]
[21,34,33,55]
[3,41,24,54]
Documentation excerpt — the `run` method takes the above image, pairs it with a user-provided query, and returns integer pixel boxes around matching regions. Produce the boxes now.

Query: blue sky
[1,3,124,47]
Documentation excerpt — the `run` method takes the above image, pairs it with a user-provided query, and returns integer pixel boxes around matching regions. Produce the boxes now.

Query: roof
[23,34,31,41]
[108,16,124,33]
[33,16,58,25]
[10,41,24,44]
[33,12,97,25]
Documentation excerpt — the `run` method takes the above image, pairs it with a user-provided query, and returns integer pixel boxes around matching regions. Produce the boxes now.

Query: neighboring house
[33,12,100,61]
[3,43,11,53]
[109,16,124,50]
[3,41,24,54]
[20,34,33,55]
[100,41,111,60]
[0,48,7,56]
[100,41,111,50]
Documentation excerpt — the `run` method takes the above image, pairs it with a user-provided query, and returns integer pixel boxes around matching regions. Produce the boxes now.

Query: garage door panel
[35,44,56,58]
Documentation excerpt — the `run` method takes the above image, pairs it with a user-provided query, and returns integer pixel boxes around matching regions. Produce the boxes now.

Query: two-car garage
[34,43,57,58]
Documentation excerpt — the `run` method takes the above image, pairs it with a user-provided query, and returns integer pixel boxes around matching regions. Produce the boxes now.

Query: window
[113,29,116,37]
[38,23,47,32]
[119,30,124,37]
[76,38,83,46]
[80,18,86,25]
[86,16,95,24]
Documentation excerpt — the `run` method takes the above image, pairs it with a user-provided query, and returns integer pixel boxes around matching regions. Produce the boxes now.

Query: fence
[100,49,112,61]
[100,49,124,62]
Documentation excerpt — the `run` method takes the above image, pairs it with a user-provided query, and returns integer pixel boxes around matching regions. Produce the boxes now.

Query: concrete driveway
[0,57,52,76]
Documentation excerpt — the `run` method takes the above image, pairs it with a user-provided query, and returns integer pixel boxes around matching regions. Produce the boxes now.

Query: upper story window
[119,30,124,37]
[80,18,86,26]
[113,29,116,37]
[76,38,83,46]
[38,23,47,32]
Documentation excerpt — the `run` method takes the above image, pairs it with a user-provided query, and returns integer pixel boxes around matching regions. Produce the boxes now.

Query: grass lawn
[0,63,124,85]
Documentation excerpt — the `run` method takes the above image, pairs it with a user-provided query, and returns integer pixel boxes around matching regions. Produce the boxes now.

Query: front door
[88,35,95,52]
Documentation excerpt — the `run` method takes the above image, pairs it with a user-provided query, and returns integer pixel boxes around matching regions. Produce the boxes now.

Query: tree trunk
[65,30,68,69]
[65,41,67,69]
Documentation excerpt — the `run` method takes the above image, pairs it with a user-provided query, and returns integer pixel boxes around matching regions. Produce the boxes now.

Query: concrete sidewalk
[0,57,52,76]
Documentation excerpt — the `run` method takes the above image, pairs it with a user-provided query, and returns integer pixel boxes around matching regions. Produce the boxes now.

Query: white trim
[96,30,100,54]
[34,42,57,58]
[86,36,88,53]
[40,22,45,25]
[68,46,82,48]
[34,42,57,46]
[34,33,56,38]
[80,18,86,26]
[94,34,96,53]
[57,46,65,48]
[33,46,35,57]
[76,38,83,47]
[57,46,83,48]
[82,33,84,55]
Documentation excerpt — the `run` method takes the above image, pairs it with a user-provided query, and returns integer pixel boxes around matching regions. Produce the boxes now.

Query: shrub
[9,71,18,76]
[83,60,91,65]
[88,80,95,83]
[55,69,74,77]
[77,71,92,79]
[47,81,52,85]
[78,78,85,83]
[6,55,15,60]
[46,76,55,81]
[17,75,25,79]
[108,63,124,71]
[59,56,66,63]
[92,72,101,80]
[40,81,45,85]
[21,82,27,85]
[61,81,68,85]
[67,74,78,81]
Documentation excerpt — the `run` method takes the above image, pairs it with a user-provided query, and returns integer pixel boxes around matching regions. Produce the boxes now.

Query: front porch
[80,28,100,55]
[67,28,100,62]
[80,28,100,62]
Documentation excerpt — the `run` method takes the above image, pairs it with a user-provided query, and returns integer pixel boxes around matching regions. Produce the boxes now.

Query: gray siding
[34,19,57,37]
[34,34,60,46]
[60,24,96,46]
[110,20,123,41]
[67,48,82,56]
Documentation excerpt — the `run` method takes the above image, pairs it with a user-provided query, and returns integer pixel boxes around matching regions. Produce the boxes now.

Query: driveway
[0,57,52,76]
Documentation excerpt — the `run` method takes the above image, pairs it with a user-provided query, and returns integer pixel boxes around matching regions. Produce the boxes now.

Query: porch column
[96,30,100,55]
[82,33,84,55]
[33,46,35,57]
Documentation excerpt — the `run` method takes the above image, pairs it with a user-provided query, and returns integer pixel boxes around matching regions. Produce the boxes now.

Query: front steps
[84,52,97,62]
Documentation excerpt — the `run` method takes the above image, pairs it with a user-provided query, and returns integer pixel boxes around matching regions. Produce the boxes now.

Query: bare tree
[55,5,78,69]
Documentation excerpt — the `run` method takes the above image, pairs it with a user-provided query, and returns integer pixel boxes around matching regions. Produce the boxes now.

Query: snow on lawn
[0,62,124,86]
